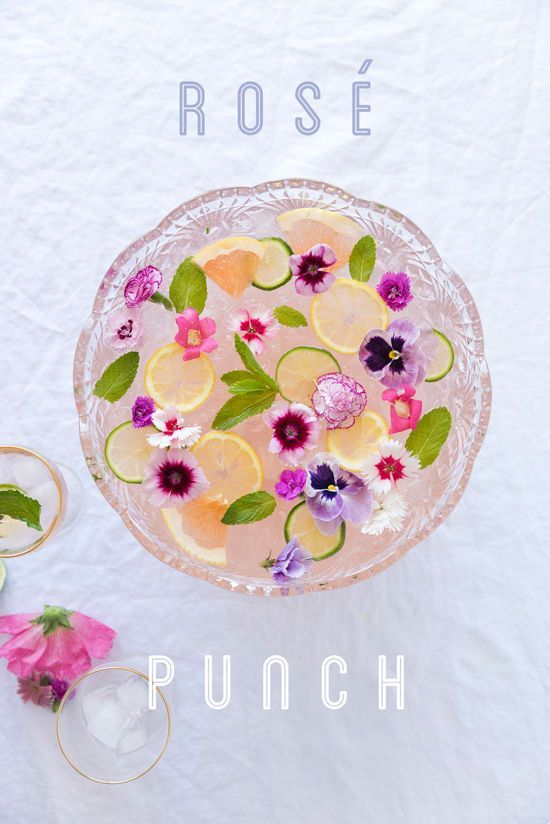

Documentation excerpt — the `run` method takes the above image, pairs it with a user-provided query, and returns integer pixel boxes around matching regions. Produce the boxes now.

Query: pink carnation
[311,372,367,429]
[124,266,163,308]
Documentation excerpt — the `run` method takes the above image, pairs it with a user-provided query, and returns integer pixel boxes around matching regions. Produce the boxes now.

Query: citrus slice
[275,346,341,405]
[193,236,264,297]
[0,559,5,591]
[275,207,364,267]
[179,496,228,549]
[144,343,215,412]
[284,501,345,561]
[191,431,263,503]
[161,506,227,566]
[310,277,389,354]
[326,409,388,471]
[425,329,454,382]
[104,421,155,483]
[252,237,292,290]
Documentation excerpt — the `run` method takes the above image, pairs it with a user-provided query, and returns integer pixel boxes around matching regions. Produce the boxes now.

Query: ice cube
[117,675,149,716]
[31,481,60,531]
[10,455,51,490]
[0,516,33,552]
[117,717,149,755]
[0,454,17,487]
[82,685,133,750]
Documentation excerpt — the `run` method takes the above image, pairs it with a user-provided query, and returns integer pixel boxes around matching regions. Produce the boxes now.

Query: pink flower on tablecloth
[0,606,116,681]
[175,308,218,361]
[16,672,53,707]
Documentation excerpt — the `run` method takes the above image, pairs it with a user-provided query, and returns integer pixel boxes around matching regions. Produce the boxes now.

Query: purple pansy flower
[263,402,320,465]
[289,244,337,296]
[270,538,313,583]
[275,468,307,500]
[359,318,429,388]
[124,266,163,308]
[132,396,155,428]
[376,272,413,311]
[305,453,373,535]
[311,372,367,429]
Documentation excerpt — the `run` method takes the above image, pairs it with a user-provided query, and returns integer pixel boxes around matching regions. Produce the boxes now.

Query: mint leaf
[169,257,207,314]
[0,490,42,531]
[212,389,276,430]
[149,291,173,310]
[93,351,139,403]
[227,378,269,395]
[349,235,376,282]
[405,407,452,468]
[221,370,254,386]
[274,305,307,327]
[234,335,278,391]
[221,491,276,525]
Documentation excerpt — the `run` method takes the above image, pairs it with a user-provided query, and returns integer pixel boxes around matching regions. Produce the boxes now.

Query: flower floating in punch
[289,244,337,296]
[106,309,143,351]
[148,406,202,449]
[362,439,420,496]
[262,537,313,584]
[376,271,413,312]
[275,468,307,501]
[143,449,209,506]
[0,606,116,681]
[16,672,54,708]
[124,265,163,308]
[175,307,218,361]
[263,402,320,465]
[305,453,373,535]
[359,318,429,388]
[311,372,367,430]
[361,489,407,535]
[382,385,422,434]
[132,395,155,428]
[228,305,279,356]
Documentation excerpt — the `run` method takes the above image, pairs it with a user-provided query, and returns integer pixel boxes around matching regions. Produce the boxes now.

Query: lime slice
[284,501,345,561]
[252,237,292,290]
[425,329,454,382]
[276,345,341,405]
[104,421,156,483]
[0,560,6,591]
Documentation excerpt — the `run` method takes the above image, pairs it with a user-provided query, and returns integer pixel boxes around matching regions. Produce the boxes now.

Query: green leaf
[274,305,308,327]
[169,257,207,313]
[0,490,42,531]
[221,370,254,386]
[234,335,278,391]
[221,491,276,525]
[227,378,269,395]
[93,351,140,403]
[349,235,376,282]
[149,291,173,310]
[405,407,452,468]
[212,389,276,431]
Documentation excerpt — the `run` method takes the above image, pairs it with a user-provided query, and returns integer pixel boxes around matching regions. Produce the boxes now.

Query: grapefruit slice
[276,207,364,268]
[193,236,264,297]
[161,504,227,566]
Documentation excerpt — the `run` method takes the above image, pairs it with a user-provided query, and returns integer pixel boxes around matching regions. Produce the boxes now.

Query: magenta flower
[289,244,336,296]
[106,309,143,351]
[0,606,116,681]
[305,453,373,535]
[124,266,163,308]
[382,385,422,434]
[175,307,218,361]
[143,449,209,506]
[270,538,312,583]
[263,402,320,466]
[132,395,155,428]
[228,306,279,356]
[311,372,367,429]
[376,272,413,311]
[275,468,307,500]
[359,319,429,388]
[17,672,54,708]
[50,678,70,703]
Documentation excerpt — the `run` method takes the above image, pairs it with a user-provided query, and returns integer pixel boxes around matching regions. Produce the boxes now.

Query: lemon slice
[252,237,292,290]
[276,207,363,267]
[193,236,264,297]
[284,501,345,561]
[161,506,227,566]
[191,431,263,503]
[326,409,388,471]
[144,343,216,412]
[275,346,341,405]
[104,421,156,483]
[310,277,389,354]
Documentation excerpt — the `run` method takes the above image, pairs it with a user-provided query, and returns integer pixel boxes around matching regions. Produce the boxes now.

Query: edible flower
[143,449,209,506]
[311,372,367,429]
[305,453,373,535]
[289,244,336,295]
[131,396,155,428]
[264,538,313,583]
[124,266,163,308]
[275,468,307,500]
[106,309,143,351]
[361,439,419,496]
[359,318,429,387]
[361,489,407,535]
[382,385,422,434]
[263,402,320,466]
[376,271,413,311]
[228,305,278,356]
[175,307,218,361]
[148,406,201,449]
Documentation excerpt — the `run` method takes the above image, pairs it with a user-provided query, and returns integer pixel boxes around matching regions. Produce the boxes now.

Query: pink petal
[294,278,315,297]
[181,307,200,325]
[408,398,423,429]
[0,613,39,634]
[70,613,116,658]
[182,347,201,361]
[381,388,398,403]
[201,338,218,354]
[388,406,411,435]
[199,317,216,338]
[401,385,416,401]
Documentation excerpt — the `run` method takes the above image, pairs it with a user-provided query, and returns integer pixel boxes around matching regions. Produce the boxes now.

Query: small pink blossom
[106,309,143,351]
[275,468,307,500]
[263,402,320,465]
[17,672,53,707]
[289,244,336,296]
[311,372,367,429]
[148,406,202,449]
[175,308,218,361]
[124,266,163,308]
[228,306,279,356]
[143,448,209,506]
[382,385,422,434]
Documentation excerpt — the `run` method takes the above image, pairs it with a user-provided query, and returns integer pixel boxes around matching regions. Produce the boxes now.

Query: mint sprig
[0,490,42,531]
[405,407,452,468]
[233,335,278,391]
[274,305,307,327]
[349,235,376,282]
[221,491,276,525]
[93,351,140,403]
[213,388,276,431]
[169,257,207,313]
